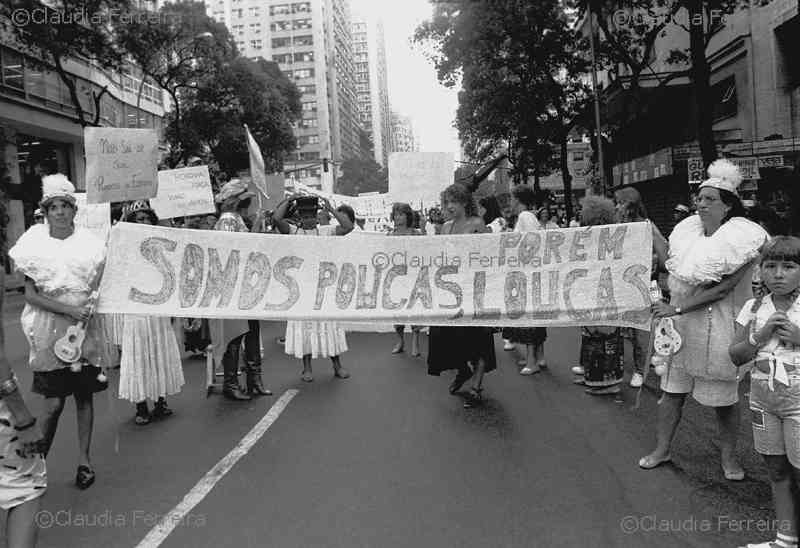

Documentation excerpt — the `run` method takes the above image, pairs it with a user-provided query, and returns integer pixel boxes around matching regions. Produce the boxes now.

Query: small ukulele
[54,291,98,364]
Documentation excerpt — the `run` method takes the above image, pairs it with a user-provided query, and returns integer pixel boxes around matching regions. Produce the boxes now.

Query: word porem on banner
[73,193,110,241]
[84,127,159,204]
[150,166,215,219]
[96,222,654,329]
[388,152,454,207]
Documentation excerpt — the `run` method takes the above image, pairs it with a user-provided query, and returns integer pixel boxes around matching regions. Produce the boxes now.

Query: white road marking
[135,389,299,548]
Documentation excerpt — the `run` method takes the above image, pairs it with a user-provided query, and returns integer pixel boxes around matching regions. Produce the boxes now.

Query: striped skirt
[119,315,185,402]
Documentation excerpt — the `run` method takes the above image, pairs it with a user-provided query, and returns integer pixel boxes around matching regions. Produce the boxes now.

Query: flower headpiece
[699,159,742,196]
[40,174,76,207]
[122,200,156,222]
[215,179,255,204]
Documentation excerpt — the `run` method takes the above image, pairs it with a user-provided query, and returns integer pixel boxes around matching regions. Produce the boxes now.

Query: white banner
[73,193,110,241]
[388,152,453,207]
[151,166,215,219]
[97,222,654,329]
[84,127,159,204]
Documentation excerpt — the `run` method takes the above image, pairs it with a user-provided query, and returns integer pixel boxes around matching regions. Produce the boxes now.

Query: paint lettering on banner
[84,127,159,204]
[97,222,654,329]
[151,166,216,219]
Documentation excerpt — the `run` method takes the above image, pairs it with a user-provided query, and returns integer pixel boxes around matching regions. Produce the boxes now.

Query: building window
[572,152,584,162]
[251,40,262,50]
[299,151,319,160]
[294,52,314,63]
[293,35,313,46]
[236,41,245,50]
[273,53,292,64]
[249,22,261,32]
[711,76,737,121]
[270,4,291,16]
[248,7,260,17]
[301,101,317,111]
[300,118,319,128]
[297,84,316,94]
[292,2,311,13]
[272,37,291,48]
[293,18,312,30]
[294,68,314,79]
[270,20,292,32]
[234,8,243,17]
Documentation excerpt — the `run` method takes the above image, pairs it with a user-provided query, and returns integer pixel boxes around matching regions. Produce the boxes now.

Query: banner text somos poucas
[97,222,654,329]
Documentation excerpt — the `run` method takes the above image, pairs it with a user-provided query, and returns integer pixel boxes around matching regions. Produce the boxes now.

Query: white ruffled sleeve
[7,225,57,284]
[710,217,768,276]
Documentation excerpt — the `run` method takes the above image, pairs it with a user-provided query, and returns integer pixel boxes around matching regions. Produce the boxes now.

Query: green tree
[1,0,134,126]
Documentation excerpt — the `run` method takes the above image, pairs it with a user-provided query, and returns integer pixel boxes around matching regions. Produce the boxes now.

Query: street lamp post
[587,9,605,194]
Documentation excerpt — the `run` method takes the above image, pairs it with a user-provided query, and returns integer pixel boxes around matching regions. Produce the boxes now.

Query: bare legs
[301,355,350,381]
[6,497,41,548]
[74,393,94,470]
[39,396,65,457]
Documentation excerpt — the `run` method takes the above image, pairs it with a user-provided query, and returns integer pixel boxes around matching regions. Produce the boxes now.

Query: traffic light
[323,158,329,172]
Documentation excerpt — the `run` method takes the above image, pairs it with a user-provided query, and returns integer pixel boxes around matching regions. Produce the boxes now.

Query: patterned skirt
[0,401,46,510]
[581,327,624,388]
[285,320,348,359]
[119,315,185,402]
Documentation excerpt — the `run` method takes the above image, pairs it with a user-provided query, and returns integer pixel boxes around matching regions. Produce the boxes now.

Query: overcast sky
[350,0,461,157]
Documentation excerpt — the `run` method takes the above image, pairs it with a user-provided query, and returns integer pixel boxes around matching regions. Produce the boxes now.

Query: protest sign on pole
[150,166,215,219]
[244,125,267,205]
[388,152,454,207]
[84,127,158,204]
[73,193,110,241]
[97,222,653,330]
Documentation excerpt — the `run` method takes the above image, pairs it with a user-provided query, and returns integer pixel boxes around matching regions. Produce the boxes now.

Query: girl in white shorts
[731,236,800,548]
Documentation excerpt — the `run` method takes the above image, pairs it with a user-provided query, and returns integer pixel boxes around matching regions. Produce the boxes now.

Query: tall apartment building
[390,111,418,153]
[206,0,359,191]
[352,17,391,167]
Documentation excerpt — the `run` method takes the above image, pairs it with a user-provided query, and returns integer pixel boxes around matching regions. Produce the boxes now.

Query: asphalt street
[0,294,779,548]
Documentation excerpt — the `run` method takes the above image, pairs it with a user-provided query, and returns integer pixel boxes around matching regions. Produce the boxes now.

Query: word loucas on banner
[96,222,654,329]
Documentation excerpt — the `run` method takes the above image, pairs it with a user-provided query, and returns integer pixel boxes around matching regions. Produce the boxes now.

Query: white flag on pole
[244,124,268,200]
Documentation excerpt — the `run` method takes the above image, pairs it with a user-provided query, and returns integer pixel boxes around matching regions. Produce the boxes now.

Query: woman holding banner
[273,194,353,382]
[9,174,107,490]
[389,203,423,356]
[427,184,496,408]
[639,160,769,480]
[118,201,185,425]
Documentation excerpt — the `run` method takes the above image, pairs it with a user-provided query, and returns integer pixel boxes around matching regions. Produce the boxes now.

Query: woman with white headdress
[638,160,769,481]
[8,174,107,490]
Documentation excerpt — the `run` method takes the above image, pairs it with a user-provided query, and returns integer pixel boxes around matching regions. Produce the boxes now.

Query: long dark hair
[478,195,502,225]
[718,189,746,224]
[392,202,414,227]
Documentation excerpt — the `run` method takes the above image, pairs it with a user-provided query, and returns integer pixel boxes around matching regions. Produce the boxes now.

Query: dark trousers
[222,320,261,381]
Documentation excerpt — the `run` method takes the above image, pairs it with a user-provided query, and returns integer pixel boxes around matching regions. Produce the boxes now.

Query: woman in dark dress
[427,184,496,408]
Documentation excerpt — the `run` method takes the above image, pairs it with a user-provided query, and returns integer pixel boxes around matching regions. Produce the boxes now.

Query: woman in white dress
[273,195,353,382]
[9,174,107,490]
[118,201,185,424]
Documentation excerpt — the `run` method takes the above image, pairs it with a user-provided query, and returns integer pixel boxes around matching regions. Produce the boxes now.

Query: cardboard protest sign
[151,166,215,219]
[388,152,453,207]
[84,127,159,204]
[97,222,653,329]
[73,193,110,241]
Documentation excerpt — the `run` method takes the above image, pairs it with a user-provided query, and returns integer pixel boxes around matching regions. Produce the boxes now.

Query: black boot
[222,338,251,401]
[245,361,272,396]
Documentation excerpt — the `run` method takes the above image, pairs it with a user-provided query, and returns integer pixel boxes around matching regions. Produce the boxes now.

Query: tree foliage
[1,0,134,126]
[415,0,589,217]
[336,157,388,196]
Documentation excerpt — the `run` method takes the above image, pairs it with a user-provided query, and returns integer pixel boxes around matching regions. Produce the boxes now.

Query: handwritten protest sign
[84,127,158,204]
[73,193,110,241]
[388,152,454,207]
[97,222,653,329]
[151,166,215,219]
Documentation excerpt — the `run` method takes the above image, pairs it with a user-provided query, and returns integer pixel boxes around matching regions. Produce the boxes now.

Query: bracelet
[748,332,761,347]
[14,418,36,432]
[0,377,19,397]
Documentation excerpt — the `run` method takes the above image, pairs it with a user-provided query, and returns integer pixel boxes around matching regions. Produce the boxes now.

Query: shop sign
[613,148,673,186]
[687,156,765,184]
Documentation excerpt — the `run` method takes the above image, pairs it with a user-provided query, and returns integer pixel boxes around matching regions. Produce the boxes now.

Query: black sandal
[152,398,173,419]
[135,402,151,425]
[463,387,484,408]
[76,465,95,490]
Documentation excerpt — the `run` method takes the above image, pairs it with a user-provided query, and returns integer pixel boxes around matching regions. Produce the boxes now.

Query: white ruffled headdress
[40,173,76,207]
[699,159,742,196]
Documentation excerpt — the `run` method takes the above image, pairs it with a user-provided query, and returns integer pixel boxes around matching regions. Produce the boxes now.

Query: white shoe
[503,340,515,351]
[630,373,644,388]
[519,366,540,376]
[571,365,584,375]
